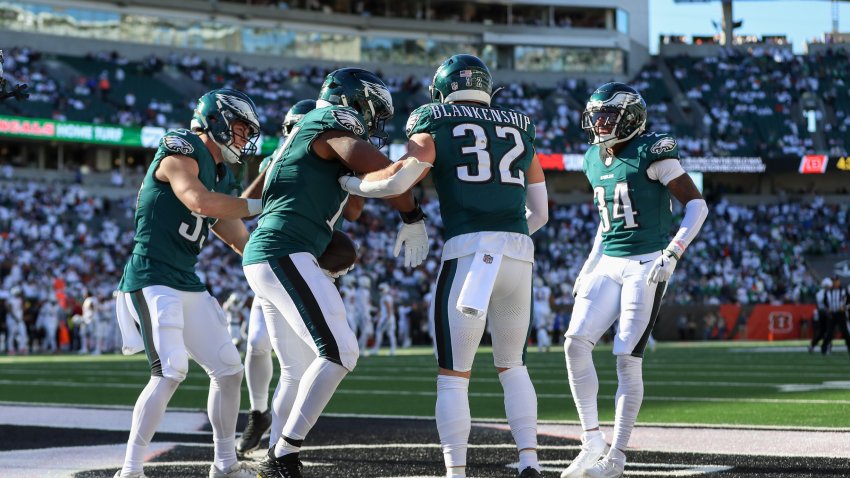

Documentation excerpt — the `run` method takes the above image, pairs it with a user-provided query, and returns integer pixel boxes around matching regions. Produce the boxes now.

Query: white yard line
[2,379,849,404]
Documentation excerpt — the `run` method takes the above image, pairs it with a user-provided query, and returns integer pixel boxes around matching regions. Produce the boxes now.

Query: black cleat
[519,466,542,478]
[258,449,303,478]
[237,409,272,454]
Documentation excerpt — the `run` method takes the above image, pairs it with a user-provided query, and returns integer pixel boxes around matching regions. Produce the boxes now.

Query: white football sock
[245,347,273,413]
[209,370,243,471]
[122,376,180,475]
[276,358,348,458]
[612,354,643,452]
[498,366,539,469]
[565,337,600,430]
[436,375,471,473]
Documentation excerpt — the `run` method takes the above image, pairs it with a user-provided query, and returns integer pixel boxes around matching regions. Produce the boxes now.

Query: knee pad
[211,368,244,390]
[210,342,244,379]
[339,346,359,372]
[248,333,272,355]
[162,349,190,382]
[564,336,593,364]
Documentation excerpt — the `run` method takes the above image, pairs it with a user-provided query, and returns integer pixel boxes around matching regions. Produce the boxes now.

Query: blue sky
[649,0,850,53]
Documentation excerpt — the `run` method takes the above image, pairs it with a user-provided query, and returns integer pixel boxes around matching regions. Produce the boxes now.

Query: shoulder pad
[160,130,197,156]
[405,103,437,138]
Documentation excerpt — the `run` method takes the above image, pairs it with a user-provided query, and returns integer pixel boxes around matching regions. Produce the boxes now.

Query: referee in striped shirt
[820,276,849,356]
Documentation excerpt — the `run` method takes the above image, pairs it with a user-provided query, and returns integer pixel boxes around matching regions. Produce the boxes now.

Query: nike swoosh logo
[640,260,653,265]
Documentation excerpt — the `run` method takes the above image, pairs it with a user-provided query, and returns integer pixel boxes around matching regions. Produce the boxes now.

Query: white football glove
[323,263,355,282]
[338,174,360,194]
[394,220,428,268]
[647,251,678,285]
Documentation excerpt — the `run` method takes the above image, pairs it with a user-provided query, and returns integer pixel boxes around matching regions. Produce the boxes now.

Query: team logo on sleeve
[650,137,677,155]
[405,112,421,137]
[162,135,194,155]
[332,109,366,136]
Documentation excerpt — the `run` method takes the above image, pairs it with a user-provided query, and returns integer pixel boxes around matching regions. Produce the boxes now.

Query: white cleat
[560,430,609,478]
[209,461,257,478]
[584,447,626,478]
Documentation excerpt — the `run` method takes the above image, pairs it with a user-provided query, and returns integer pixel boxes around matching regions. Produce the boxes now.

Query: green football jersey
[406,102,536,240]
[119,129,239,292]
[583,131,678,257]
[243,106,364,264]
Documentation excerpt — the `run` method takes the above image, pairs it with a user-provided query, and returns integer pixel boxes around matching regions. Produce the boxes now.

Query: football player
[114,88,263,478]
[238,98,365,455]
[339,54,548,478]
[241,68,428,478]
[371,283,397,356]
[560,83,708,478]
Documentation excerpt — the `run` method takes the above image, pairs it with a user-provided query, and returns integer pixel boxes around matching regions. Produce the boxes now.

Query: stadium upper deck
[0,0,648,80]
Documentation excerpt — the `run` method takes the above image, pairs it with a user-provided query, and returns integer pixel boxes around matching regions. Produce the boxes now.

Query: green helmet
[318,68,394,147]
[581,82,647,148]
[430,54,492,106]
[190,88,261,164]
[282,99,317,135]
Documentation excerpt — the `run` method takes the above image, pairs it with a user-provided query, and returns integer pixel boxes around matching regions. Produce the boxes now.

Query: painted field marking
[1,379,849,405]
[0,368,823,389]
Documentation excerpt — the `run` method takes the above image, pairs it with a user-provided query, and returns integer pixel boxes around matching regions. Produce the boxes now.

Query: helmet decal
[216,93,260,134]
[361,79,394,118]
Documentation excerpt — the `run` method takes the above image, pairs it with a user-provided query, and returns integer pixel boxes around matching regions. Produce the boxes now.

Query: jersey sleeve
[321,106,369,140]
[644,132,680,163]
[405,104,436,138]
[158,130,200,158]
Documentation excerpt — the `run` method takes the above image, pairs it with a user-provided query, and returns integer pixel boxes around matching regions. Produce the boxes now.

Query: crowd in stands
[1,170,846,355]
[2,46,849,160]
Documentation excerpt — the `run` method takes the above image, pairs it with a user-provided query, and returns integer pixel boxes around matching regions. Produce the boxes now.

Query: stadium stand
[3,46,848,158]
[1,171,846,353]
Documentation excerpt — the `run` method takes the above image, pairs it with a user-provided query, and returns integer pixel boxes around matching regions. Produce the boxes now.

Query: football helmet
[581,82,647,148]
[318,68,394,147]
[190,88,261,164]
[282,99,317,136]
[430,54,492,106]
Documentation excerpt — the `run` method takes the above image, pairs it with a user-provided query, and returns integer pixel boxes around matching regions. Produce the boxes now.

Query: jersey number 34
[594,182,639,232]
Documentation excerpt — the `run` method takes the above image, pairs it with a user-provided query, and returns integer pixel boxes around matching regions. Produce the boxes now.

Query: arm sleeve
[667,198,709,259]
[647,158,687,186]
[341,158,432,198]
[525,181,548,234]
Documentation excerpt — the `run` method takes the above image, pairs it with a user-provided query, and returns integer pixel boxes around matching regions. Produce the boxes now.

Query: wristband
[399,201,426,224]
[246,198,263,216]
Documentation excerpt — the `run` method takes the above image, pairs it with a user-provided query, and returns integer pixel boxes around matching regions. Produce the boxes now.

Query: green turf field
[1,341,848,428]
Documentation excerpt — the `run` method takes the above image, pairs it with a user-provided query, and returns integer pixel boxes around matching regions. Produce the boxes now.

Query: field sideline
[1,340,848,429]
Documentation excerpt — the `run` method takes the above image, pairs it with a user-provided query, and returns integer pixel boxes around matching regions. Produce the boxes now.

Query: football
[318,230,358,273]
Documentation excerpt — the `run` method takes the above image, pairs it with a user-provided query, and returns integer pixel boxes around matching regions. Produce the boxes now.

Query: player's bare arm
[156,154,261,219]
[211,218,250,255]
[338,132,435,198]
[666,171,703,205]
[312,129,418,212]
[343,195,365,221]
[242,167,266,200]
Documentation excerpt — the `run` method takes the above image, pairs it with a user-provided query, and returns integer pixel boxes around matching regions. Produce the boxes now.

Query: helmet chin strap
[216,141,241,164]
